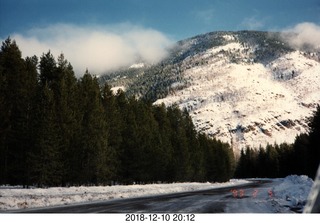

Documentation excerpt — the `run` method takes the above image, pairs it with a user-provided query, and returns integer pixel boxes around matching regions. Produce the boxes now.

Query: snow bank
[272,175,313,210]
[0,180,248,211]
[224,176,314,213]
[0,176,314,212]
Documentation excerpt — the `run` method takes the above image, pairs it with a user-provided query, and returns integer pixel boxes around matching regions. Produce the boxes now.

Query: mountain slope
[99,31,320,150]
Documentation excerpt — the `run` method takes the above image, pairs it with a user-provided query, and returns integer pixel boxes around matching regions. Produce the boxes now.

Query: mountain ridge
[99,30,320,150]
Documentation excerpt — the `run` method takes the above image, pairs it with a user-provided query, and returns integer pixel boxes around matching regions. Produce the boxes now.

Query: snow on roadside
[272,175,314,211]
[0,180,248,211]
[0,176,313,212]
[224,175,313,213]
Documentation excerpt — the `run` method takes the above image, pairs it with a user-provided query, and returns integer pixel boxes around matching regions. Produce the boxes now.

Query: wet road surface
[13,180,276,213]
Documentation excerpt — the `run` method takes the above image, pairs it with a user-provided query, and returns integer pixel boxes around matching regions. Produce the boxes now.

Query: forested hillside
[99,31,320,150]
[99,31,295,102]
[0,38,235,187]
[235,105,320,180]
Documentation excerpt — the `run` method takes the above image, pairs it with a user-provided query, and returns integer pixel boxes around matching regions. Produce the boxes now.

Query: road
[13,179,290,213]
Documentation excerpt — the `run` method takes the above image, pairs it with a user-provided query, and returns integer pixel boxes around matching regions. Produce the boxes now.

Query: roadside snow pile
[0,180,248,211]
[272,175,313,211]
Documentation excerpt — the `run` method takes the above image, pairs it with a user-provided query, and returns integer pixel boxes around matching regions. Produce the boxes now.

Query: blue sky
[1,0,320,40]
[1,0,320,74]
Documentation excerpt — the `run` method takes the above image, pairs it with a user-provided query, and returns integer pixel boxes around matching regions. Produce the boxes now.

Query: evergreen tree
[235,149,246,178]
[276,143,293,177]
[263,144,280,177]
[167,106,192,181]
[292,134,309,175]
[76,71,110,184]
[0,38,37,186]
[152,104,174,181]
[54,54,79,185]
[201,134,219,181]
[235,147,255,178]
[257,146,267,177]
[219,141,235,181]
[101,84,123,182]
[30,83,63,186]
[181,109,203,181]
[39,51,57,85]
[307,105,320,179]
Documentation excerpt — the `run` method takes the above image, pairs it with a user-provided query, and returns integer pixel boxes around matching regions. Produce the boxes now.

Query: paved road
[14,180,278,213]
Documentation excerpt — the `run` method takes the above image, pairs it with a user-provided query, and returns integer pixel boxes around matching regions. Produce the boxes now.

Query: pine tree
[265,144,279,177]
[54,53,79,185]
[117,96,140,183]
[101,84,125,182]
[257,146,267,177]
[276,143,293,177]
[235,149,246,178]
[118,97,156,183]
[152,104,174,182]
[23,55,39,185]
[292,134,309,175]
[142,101,172,182]
[307,105,320,179]
[30,83,63,186]
[199,133,216,181]
[0,38,37,186]
[167,106,192,181]
[76,71,110,185]
[182,109,202,181]
[235,147,256,178]
[39,51,57,85]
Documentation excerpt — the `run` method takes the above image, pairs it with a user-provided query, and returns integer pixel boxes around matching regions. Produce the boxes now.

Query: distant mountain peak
[99,30,320,150]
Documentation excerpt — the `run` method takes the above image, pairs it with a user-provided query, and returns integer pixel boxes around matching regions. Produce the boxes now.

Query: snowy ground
[0,175,314,213]
[0,180,247,211]
[225,175,314,213]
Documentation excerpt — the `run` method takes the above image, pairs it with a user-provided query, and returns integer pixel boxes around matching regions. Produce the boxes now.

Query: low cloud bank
[7,23,174,76]
[281,22,320,50]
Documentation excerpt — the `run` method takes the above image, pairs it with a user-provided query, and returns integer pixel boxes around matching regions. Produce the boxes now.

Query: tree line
[0,38,235,187]
[235,105,320,180]
[1,38,318,187]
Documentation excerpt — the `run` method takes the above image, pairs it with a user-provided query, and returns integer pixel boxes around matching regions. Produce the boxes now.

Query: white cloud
[281,22,320,50]
[8,23,174,76]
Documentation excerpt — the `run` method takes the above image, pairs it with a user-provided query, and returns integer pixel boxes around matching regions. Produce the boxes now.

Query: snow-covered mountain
[100,31,320,150]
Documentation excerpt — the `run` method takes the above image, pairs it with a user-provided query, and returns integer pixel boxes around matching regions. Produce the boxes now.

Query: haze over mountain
[99,30,320,150]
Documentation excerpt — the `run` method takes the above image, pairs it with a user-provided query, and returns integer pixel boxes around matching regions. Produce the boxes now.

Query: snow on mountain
[154,34,320,150]
[111,86,126,93]
[129,63,145,69]
[99,31,320,151]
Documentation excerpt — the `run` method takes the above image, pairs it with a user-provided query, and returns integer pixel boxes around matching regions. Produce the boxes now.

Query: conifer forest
[0,38,319,187]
